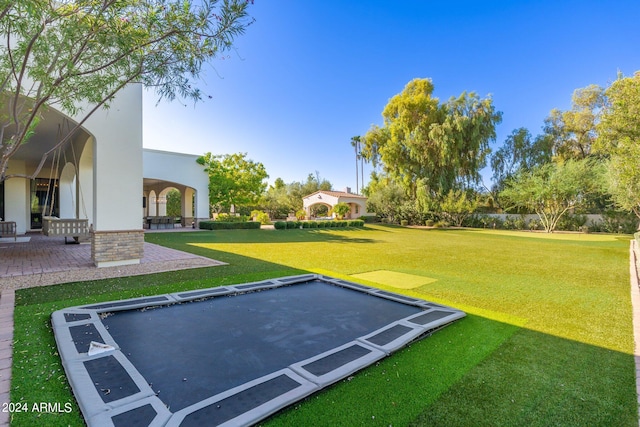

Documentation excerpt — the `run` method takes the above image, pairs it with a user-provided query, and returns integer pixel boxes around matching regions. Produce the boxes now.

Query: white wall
[3,160,28,234]
[81,84,143,231]
[143,149,209,221]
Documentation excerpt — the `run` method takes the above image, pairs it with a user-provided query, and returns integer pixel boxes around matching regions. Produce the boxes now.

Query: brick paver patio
[0,230,224,426]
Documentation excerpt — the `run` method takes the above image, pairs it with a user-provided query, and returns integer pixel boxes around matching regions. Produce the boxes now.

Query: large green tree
[500,158,606,232]
[542,84,605,161]
[261,178,291,219]
[489,128,553,208]
[490,128,552,189]
[197,152,268,215]
[595,72,640,219]
[361,78,502,198]
[0,0,253,180]
[362,172,408,223]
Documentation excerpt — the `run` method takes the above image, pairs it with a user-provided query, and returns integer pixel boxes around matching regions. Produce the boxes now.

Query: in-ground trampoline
[52,274,465,426]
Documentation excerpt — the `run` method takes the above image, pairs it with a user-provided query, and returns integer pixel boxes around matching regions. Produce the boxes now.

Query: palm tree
[350,136,361,193]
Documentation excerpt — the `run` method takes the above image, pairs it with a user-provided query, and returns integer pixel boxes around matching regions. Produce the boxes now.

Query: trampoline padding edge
[289,342,386,387]
[168,369,317,427]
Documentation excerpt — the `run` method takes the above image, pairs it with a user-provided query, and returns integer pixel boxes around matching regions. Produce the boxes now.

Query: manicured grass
[11,225,637,426]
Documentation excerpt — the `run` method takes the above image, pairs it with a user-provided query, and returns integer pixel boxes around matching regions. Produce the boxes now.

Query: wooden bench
[0,221,17,241]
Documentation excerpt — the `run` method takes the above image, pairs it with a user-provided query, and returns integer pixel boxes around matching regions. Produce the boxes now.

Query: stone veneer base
[91,230,144,268]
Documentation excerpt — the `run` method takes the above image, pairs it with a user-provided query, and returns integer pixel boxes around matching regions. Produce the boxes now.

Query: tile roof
[304,190,367,199]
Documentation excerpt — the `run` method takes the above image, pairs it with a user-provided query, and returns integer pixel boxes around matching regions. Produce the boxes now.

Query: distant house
[302,188,370,219]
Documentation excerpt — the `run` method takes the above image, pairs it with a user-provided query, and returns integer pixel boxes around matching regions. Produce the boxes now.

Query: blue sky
[143,0,640,192]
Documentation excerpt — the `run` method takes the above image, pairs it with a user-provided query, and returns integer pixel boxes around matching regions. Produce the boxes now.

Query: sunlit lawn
[11,225,638,426]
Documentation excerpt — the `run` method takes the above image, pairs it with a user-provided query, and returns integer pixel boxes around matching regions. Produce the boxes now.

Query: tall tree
[542,84,605,161]
[361,78,502,198]
[0,0,254,181]
[196,152,268,215]
[595,71,640,219]
[489,128,553,207]
[500,159,606,232]
[491,128,552,187]
[350,136,361,193]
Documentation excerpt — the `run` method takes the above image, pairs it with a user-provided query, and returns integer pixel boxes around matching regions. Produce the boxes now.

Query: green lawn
[11,225,638,426]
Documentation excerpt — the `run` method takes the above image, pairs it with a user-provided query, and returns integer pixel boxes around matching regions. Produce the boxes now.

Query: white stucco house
[1,84,209,267]
[302,188,371,219]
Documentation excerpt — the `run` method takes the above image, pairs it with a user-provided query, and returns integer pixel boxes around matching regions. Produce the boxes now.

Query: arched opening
[306,202,333,219]
[163,188,182,217]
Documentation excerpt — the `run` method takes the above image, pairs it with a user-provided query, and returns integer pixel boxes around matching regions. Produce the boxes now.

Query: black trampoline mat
[52,275,466,426]
[102,280,421,411]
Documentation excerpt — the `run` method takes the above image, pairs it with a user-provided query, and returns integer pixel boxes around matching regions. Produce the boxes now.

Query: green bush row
[214,214,249,223]
[273,220,365,230]
[199,221,261,230]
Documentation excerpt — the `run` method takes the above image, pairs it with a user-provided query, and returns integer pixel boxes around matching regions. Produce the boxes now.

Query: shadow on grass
[409,327,637,427]
[146,227,382,246]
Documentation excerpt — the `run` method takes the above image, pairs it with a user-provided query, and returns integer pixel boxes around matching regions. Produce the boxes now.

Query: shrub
[308,221,318,228]
[286,221,301,229]
[215,213,248,223]
[556,214,587,231]
[503,217,516,230]
[361,215,377,223]
[331,202,351,220]
[251,210,271,225]
[400,220,409,226]
[425,219,434,227]
[295,209,306,220]
[199,221,261,230]
[274,221,287,230]
[316,221,327,228]
[600,210,639,234]
[513,216,527,230]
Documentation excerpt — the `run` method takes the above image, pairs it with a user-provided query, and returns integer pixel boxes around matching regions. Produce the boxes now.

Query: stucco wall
[80,84,143,232]
[143,149,209,222]
[3,160,28,234]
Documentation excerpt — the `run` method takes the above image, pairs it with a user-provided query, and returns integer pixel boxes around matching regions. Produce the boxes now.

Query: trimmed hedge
[287,221,301,229]
[273,220,365,230]
[199,221,261,230]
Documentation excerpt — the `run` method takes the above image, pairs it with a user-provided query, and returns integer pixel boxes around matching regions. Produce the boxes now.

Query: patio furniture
[0,221,17,241]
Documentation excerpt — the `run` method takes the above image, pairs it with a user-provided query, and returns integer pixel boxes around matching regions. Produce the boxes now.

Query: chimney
[344,187,351,194]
